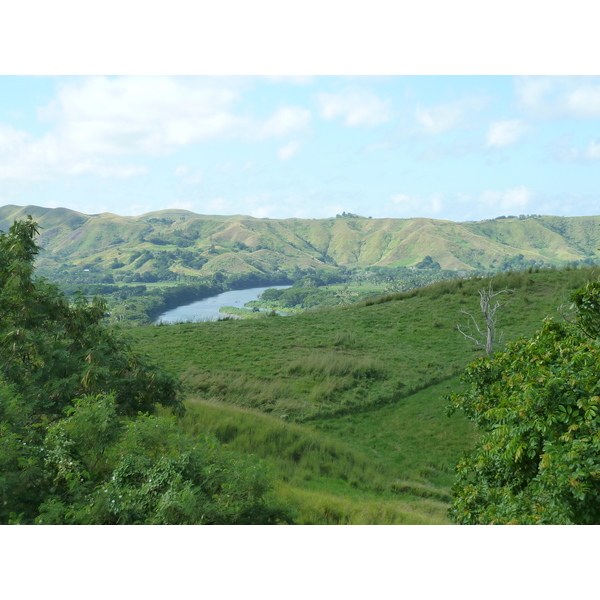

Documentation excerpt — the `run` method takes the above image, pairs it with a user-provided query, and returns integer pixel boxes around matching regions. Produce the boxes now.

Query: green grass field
[129,266,600,523]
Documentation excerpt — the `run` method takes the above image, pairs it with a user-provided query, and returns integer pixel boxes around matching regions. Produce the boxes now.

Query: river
[154,285,289,324]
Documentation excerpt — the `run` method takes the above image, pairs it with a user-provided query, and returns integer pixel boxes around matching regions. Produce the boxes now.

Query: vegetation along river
[154,286,289,324]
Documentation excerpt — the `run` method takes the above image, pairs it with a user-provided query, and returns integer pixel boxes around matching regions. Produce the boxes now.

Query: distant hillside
[1,204,599,281]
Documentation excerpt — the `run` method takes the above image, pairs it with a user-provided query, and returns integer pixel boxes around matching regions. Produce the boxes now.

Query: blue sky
[1,75,599,222]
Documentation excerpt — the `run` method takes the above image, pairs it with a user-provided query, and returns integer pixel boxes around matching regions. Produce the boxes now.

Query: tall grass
[161,398,452,524]
[287,352,387,380]
[132,266,600,523]
[174,398,387,489]
[275,484,447,524]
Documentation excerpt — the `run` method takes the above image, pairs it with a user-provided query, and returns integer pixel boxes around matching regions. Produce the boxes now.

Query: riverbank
[154,286,290,324]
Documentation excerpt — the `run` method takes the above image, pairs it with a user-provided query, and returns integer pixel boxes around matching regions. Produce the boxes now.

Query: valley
[2,205,599,524]
[129,266,598,523]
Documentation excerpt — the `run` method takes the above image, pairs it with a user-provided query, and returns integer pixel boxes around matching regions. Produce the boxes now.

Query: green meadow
[129,265,600,524]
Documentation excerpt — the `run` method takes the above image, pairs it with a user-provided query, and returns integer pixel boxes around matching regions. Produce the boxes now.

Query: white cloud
[384,187,598,222]
[45,76,310,151]
[514,77,556,113]
[258,107,311,138]
[480,186,534,211]
[585,140,600,160]
[414,97,487,135]
[430,193,443,213]
[203,193,288,219]
[0,122,147,180]
[263,76,315,85]
[252,204,281,219]
[553,137,600,162]
[391,193,412,205]
[0,124,29,153]
[317,90,392,127]
[129,204,158,216]
[390,193,444,216]
[415,103,462,135]
[565,86,600,118]
[515,76,600,118]
[90,165,148,178]
[278,141,300,161]
[485,119,528,148]
[388,187,534,221]
[39,76,243,155]
[417,138,478,161]
[0,76,313,181]
[202,198,234,215]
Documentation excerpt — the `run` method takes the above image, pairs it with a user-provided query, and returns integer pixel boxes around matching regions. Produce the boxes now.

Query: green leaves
[37,395,293,525]
[571,282,600,340]
[0,218,292,524]
[449,310,600,524]
[0,217,183,419]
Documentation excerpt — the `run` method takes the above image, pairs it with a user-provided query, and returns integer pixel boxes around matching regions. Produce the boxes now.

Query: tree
[0,217,293,524]
[415,255,441,270]
[448,281,600,524]
[0,216,182,419]
[457,283,512,355]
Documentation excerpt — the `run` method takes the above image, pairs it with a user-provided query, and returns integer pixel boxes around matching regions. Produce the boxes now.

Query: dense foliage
[0,217,182,418]
[448,281,600,524]
[0,217,292,524]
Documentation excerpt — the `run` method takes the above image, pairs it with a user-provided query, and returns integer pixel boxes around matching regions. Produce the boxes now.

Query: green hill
[128,265,600,523]
[1,205,598,282]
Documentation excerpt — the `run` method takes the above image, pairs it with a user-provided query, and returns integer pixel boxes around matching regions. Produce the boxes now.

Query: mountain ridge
[1,204,598,279]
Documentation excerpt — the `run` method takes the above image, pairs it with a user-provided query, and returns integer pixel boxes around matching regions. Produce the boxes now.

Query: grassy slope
[2,205,599,278]
[128,266,600,523]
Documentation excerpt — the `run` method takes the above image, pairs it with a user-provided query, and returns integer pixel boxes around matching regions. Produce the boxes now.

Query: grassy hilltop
[2,205,599,283]
[128,265,600,524]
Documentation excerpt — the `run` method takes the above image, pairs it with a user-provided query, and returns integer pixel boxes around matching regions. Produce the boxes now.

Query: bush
[36,395,294,525]
[447,282,600,524]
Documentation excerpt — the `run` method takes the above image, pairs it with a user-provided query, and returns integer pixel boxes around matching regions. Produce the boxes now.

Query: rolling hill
[1,204,599,280]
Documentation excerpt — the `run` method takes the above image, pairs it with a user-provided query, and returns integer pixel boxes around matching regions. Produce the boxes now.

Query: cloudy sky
[1,75,599,222]
[1,0,598,224]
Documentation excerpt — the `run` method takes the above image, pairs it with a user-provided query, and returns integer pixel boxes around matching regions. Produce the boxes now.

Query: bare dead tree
[457,283,513,355]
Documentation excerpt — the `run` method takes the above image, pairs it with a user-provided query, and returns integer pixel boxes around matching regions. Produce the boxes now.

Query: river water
[154,285,289,324]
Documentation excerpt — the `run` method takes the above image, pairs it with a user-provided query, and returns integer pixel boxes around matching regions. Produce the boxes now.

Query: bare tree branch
[457,283,513,355]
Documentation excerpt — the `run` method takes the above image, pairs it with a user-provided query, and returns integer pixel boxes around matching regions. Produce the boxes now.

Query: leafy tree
[0,216,182,419]
[0,217,293,524]
[570,280,600,340]
[448,281,600,524]
[414,255,441,270]
[0,379,50,522]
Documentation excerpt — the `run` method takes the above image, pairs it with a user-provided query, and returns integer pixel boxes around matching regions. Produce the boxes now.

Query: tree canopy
[448,280,600,524]
[0,217,293,524]
[0,216,183,419]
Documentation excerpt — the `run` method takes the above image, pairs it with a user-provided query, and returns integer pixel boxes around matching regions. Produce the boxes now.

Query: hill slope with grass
[128,265,600,523]
[1,205,599,282]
